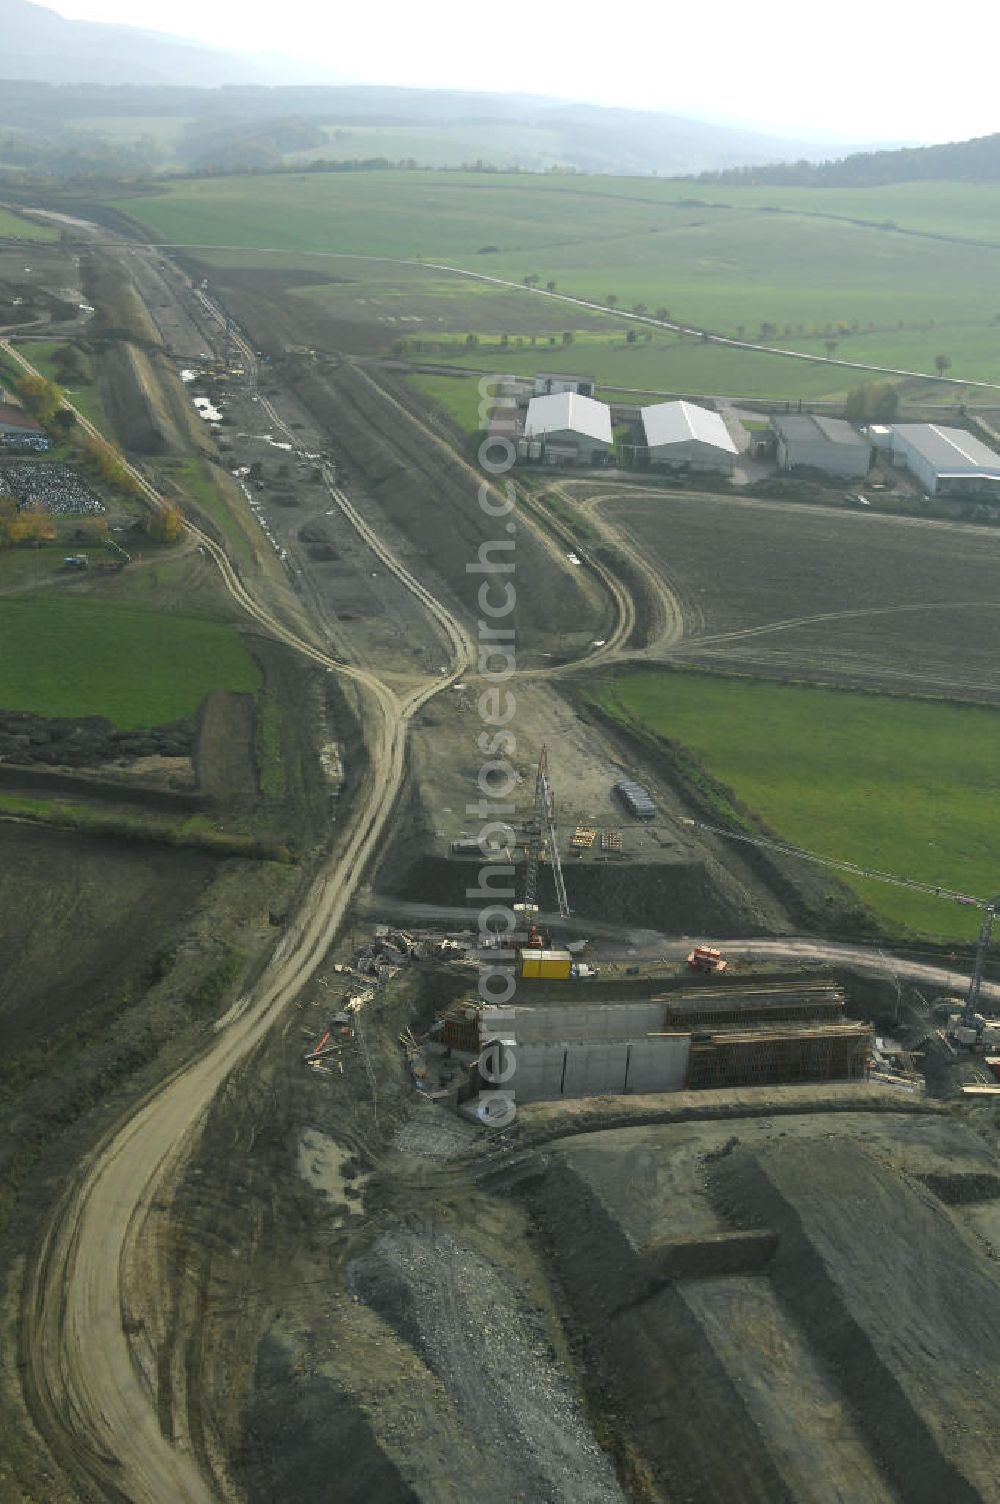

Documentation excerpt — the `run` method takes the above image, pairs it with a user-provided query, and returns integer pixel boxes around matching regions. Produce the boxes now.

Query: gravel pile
[349,1228,624,1504]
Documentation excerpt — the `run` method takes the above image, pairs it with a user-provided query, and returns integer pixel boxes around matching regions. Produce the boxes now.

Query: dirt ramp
[240,1300,542,1504]
[713,1139,1000,1503]
[195,690,258,802]
[240,1332,418,1504]
[100,341,213,456]
[535,1155,796,1502]
[347,1228,624,1503]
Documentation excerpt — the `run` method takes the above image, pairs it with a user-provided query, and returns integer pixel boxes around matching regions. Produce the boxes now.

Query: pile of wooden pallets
[601,829,623,853]
[572,826,597,849]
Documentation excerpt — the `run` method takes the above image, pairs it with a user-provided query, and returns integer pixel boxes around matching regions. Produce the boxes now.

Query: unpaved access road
[8,335,479,1501]
[78,234,1000,392]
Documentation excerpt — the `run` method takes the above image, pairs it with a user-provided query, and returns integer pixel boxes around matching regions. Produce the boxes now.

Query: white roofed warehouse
[522,391,613,467]
[641,400,738,473]
[890,424,1000,498]
[773,414,872,480]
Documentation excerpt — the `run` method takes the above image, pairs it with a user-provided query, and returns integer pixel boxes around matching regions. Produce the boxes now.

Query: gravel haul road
[6,335,478,1501]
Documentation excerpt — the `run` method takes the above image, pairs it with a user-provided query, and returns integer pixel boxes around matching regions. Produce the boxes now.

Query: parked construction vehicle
[687,945,729,974]
[682,816,1000,1042]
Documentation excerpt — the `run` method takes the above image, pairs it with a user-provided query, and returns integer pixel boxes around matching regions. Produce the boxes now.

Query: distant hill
[0,0,329,87]
[0,72,865,179]
[0,1,908,180]
[700,131,1000,187]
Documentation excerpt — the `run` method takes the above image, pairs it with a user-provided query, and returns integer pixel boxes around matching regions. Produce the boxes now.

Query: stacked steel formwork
[660,981,846,1031]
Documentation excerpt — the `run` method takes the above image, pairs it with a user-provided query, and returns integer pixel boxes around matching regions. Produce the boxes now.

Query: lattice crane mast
[681,816,999,1029]
[522,745,571,922]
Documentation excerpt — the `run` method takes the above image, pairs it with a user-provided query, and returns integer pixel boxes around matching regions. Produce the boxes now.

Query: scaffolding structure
[685,1022,872,1091]
[660,981,846,1031]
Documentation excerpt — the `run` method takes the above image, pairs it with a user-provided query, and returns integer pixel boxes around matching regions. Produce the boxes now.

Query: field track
[77,235,1000,391]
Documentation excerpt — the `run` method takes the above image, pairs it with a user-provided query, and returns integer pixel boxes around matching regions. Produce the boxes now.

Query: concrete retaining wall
[508,1033,691,1103]
[490,1001,666,1044]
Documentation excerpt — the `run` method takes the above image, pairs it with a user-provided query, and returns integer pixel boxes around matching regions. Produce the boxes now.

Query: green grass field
[0,597,259,727]
[413,334,941,404]
[300,122,568,170]
[405,372,488,432]
[13,339,108,428]
[109,172,1000,394]
[599,669,1000,940]
[0,207,56,240]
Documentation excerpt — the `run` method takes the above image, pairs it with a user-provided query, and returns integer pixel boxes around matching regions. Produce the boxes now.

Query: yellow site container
[520,949,572,981]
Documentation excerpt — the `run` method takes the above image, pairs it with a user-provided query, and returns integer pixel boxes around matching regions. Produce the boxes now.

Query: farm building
[773,414,871,479]
[522,391,613,466]
[0,402,51,453]
[889,423,1000,498]
[532,372,596,397]
[641,400,738,473]
[867,424,894,452]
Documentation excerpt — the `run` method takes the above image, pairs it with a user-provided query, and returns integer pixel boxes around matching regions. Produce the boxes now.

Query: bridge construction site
[388,745,1000,1119]
[11,216,1000,1504]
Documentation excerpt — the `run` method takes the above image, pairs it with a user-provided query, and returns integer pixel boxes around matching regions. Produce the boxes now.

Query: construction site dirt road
[7,233,654,1501]
[12,224,1000,1504]
[6,326,483,1499]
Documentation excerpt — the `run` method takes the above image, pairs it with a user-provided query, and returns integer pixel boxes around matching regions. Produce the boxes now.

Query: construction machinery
[105,536,131,568]
[513,747,572,979]
[681,816,999,1042]
[954,896,1000,1038]
[687,945,730,975]
[522,745,570,921]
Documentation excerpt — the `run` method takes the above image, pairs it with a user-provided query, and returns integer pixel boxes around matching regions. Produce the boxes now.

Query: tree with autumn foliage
[144,503,184,543]
[79,435,140,498]
[15,373,63,425]
[0,501,56,548]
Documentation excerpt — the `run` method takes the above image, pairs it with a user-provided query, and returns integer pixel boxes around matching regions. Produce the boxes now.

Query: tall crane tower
[681,816,998,1031]
[521,745,570,922]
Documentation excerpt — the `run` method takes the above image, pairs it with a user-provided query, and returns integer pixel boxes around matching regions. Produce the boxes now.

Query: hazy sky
[48,0,1000,144]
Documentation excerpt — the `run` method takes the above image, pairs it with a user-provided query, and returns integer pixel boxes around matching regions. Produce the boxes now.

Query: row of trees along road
[12,372,184,540]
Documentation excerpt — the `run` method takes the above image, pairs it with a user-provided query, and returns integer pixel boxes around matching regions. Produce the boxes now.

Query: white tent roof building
[641,400,738,471]
[890,423,1000,497]
[524,392,613,455]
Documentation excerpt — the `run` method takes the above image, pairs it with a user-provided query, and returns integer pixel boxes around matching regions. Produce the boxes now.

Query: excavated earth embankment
[531,1100,1000,1503]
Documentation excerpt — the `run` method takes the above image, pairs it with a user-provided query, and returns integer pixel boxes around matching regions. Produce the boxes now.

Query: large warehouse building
[773,414,871,479]
[522,391,613,466]
[641,400,738,473]
[890,423,1000,498]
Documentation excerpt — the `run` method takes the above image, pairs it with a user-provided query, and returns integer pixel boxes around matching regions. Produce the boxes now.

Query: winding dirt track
[3,337,476,1501]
